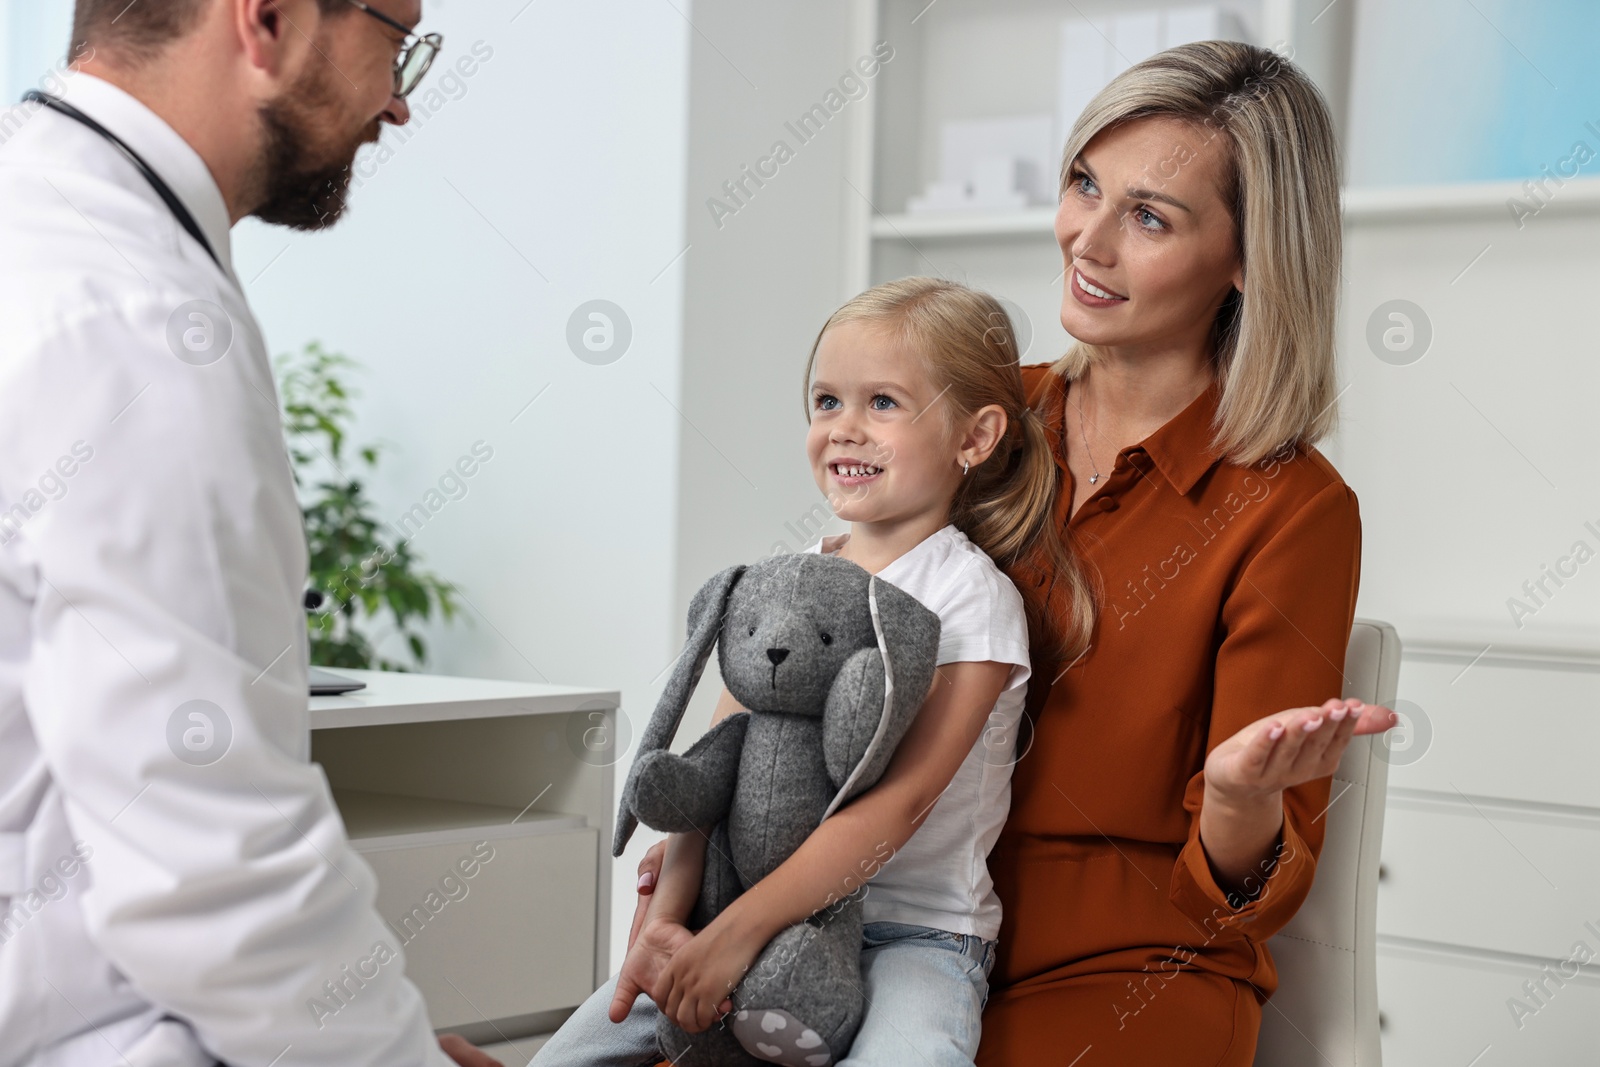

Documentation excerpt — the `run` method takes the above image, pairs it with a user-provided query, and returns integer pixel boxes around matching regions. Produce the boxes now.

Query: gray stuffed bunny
[612,551,941,1067]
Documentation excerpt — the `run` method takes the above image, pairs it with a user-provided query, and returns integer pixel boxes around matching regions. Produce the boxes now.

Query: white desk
[310,669,621,1040]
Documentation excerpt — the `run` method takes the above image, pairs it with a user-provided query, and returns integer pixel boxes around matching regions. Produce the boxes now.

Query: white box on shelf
[940,115,1055,202]
[1164,5,1250,48]
[905,180,973,214]
[971,156,1032,206]
[1108,10,1163,81]
[1058,18,1110,150]
[906,114,1055,215]
[1057,6,1252,152]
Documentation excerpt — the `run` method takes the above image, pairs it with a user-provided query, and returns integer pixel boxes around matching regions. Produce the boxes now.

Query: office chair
[1253,619,1401,1066]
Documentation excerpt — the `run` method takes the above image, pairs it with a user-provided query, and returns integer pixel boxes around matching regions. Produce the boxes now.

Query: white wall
[1333,6,1600,1059]
[1333,202,1600,649]
[228,2,692,972]
[1,0,71,103]
[670,0,871,732]
[1334,1,1600,650]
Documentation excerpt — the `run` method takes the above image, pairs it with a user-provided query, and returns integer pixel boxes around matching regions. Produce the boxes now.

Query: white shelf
[869,207,1057,239]
[309,668,619,730]
[335,788,587,851]
[1343,175,1600,224]
[867,176,1600,242]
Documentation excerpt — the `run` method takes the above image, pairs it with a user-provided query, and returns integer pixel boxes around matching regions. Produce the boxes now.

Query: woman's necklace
[1071,378,1106,486]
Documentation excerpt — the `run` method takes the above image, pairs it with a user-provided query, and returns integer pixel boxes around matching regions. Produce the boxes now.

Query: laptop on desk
[308,667,367,696]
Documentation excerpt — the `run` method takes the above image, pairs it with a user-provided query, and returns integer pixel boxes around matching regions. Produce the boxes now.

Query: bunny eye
[819,631,833,645]
[747,625,756,637]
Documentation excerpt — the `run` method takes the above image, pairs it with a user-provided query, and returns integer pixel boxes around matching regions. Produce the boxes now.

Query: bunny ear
[612,563,747,857]
[819,573,941,821]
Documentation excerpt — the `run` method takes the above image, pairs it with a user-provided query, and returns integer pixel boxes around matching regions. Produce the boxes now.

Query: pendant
[1089,474,1100,485]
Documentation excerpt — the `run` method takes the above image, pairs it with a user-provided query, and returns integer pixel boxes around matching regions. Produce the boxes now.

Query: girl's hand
[656,918,754,1034]
[1205,697,1397,804]
[611,916,694,1023]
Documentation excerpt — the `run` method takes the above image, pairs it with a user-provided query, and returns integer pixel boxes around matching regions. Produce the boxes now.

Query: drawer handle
[1379,1010,1388,1032]
[1377,863,1389,883]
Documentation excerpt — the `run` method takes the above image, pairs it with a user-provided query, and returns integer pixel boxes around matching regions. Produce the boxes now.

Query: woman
[628,40,1395,1066]
[976,41,1393,1064]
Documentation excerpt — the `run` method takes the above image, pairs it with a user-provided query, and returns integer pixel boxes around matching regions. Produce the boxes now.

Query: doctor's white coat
[0,74,452,1067]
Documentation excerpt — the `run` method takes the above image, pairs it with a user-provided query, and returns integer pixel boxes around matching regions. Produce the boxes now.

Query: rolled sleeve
[1167,479,1362,944]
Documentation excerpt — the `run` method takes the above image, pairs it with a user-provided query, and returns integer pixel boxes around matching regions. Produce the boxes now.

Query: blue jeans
[527,921,997,1067]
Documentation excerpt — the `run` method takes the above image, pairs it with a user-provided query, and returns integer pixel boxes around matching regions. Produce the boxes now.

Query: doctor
[0,2,499,1064]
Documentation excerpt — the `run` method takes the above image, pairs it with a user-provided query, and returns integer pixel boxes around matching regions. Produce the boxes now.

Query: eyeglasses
[344,1,443,99]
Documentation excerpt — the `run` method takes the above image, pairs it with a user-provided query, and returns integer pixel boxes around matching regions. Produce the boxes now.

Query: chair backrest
[1253,619,1400,1067]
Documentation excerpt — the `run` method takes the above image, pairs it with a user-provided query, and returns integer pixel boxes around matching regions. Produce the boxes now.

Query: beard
[251,58,382,231]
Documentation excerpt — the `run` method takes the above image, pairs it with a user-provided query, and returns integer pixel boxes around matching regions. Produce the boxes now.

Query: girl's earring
[962,458,970,476]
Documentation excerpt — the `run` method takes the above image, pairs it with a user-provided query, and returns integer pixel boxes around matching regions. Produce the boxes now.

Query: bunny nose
[767,648,789,666]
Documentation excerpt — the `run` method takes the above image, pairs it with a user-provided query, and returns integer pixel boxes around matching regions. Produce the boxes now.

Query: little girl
[531,277,1090,1067]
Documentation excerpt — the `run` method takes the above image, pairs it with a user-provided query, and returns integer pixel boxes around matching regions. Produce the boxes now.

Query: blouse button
[1100,497,1119,512]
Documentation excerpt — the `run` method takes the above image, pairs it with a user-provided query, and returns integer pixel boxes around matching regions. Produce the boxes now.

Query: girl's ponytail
[1019,406,1096,666]
[956,399,1095,667]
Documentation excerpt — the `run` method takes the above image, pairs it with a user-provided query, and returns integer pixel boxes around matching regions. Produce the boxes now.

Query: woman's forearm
[647,830,711,925]
[1197,783,1285,899]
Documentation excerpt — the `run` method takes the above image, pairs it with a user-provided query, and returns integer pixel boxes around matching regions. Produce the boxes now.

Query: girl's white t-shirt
[805,522,1030,940]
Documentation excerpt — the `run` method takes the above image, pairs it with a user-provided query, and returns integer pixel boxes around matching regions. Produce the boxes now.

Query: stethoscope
[23,90,223,271]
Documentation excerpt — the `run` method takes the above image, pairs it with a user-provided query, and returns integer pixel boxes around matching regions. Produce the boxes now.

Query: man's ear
[235,0,317,84]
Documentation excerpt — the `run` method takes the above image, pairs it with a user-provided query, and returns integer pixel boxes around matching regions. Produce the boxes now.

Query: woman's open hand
[1205,697,1396,805]
[1199,697,1396,896]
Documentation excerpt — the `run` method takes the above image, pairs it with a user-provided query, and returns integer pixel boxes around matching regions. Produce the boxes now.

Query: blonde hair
[1052,40,1343,464]
[802,277,1094,663]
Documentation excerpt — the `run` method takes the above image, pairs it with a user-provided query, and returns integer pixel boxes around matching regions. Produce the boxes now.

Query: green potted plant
[275,342,461,671]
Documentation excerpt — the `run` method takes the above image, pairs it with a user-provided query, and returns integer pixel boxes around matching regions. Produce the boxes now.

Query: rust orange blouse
[978,363,1362,1066]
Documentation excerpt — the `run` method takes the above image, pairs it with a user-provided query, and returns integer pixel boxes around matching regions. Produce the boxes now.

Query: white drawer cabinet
[1378,797,1600,960]
[1385,654,1600,809]
[1375,645,1600,1066]
[356,825,599,1029]
[1377,944,1600,1067]
[310,670,621,1042]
